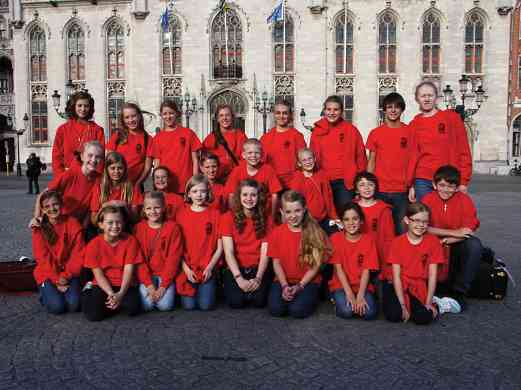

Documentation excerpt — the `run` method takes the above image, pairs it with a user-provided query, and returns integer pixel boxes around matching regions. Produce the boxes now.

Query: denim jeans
[180,276,217,311]
[268,282,319,319]
[139,276,176,312]
[82,285,141,322]
[450,236,484,295]
[378,191,409,235]
[332,289,378,320]
[414,179,434,202]
[39,277,81,314]
[329,179,353,214]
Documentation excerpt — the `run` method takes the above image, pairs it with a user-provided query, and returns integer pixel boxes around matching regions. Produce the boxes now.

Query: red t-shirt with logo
[267,224,321,285]
[289,170,338,221]
[366,123,411,193]
[224,160,283,196]
[329,233,379,293]
[107,131,152,185]
[90,184,144,213]
[261,127,306,188]
[150,127,202,193]
[203,129,247,178]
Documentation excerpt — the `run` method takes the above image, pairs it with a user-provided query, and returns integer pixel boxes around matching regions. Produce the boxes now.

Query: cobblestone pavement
[1,174,520,389]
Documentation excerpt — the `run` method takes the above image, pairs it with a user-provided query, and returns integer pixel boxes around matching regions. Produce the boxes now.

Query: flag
[217,0,226,10]
[161,7,170,32]
[267,1,284,24]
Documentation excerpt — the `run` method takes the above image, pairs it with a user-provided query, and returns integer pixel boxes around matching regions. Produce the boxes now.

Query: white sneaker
[433,296,461,314]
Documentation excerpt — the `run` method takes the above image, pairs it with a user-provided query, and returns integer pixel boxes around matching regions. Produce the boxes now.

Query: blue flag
[267,1,284,24]
[161,7,170,32]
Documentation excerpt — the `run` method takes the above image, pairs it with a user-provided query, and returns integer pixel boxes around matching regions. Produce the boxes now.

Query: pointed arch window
[107,22,125,80]
[335,11,354,75]
[67,24,85,82]
[162,15,182,75]
[30,27,46,82]
[378,12,397,74]
[273,14,294,73]
[211,9,243,79]
[422,12,441,74]
[105,21,126,137]
[465,12,485,74]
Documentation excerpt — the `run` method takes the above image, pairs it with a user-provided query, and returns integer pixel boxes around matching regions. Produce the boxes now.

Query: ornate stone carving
[162,76,182,97]
[31,83,47,100]
[273,74,294,97]
[378,75,397,93]
[336,76,354,95]
[107,80,125,97]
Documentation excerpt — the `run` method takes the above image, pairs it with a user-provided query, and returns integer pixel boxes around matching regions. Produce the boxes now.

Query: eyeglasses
[409,218,429,226]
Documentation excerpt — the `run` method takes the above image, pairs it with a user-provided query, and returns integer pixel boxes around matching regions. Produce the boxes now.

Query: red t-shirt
[366,123,411,193]
[175,207,221,276]
[220,211,272,268]
[163,192,185,221]
[32,215,85,285]
[90,184,144,213]
[52,119,105,176]
[107,131,152,185]
[267,224,321,285]
[83,233,143,287]
[289,170,338,221]
[224,160,283,196]
[310,118,367,189]
[203,129,246,178]
[386,233,445,308]
[48,165,101,222]
[209,182,227,214]
[150,127,202,193]
[134,220,183,288]
[357,200,395,278]
[407,110,472,185]
[260,127,306,188]
[328,233,379,293]
[422,191,480,231]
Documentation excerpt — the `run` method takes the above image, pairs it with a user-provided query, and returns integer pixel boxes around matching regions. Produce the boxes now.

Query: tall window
[29,26,48,144]
[162,15,182,76]
[422,12,441,74]
[513,116,521,158]
[211,8,242,79]
[106,21,126,137]
[465,12,485,74]
[273,14,295,107]
[30,27,46,82]
[0,16,7,40]
[67,24,85,82]
[378,11,397,74]
[518,56,521,89]
[335,10,354,122]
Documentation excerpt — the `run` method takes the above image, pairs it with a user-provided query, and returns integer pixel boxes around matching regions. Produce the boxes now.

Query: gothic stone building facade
[0,0,514,173]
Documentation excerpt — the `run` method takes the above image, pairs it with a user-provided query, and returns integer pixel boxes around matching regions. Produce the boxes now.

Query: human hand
[185,266,198,284]
[154,287,166,302]
[202,265,213,283]
[355,293,369,316]
[408,187,416,203]
[236,276,251,292]
[425,303,438,318]
[401,304,410,322]
[282,285,294,301]
[146,285,156,301]
[28,217,42,229]
[345,290,357,310]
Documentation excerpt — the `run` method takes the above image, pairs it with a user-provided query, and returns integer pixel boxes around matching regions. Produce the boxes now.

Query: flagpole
[343,1,347,74]
[224,4,229,75]
[282,0,286,73]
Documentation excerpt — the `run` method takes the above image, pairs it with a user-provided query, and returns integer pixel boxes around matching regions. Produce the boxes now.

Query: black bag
[469,248,509,300]
[0,257,37,292]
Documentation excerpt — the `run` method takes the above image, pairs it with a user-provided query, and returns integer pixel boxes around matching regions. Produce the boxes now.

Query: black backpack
[468,247,510,300]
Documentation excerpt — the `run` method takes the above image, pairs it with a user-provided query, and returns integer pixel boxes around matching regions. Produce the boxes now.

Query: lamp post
[299,108,314,131]
[52,79,76,119]
[7,113,29,176]
[255,91,274,134]
[182,91,199,128]
[442,75,487,122]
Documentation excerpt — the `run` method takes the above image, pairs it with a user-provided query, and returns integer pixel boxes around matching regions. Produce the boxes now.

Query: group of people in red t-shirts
[30,81,483,324]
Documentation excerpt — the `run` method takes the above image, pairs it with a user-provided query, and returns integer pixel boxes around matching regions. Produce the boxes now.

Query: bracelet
[234,273,242,280]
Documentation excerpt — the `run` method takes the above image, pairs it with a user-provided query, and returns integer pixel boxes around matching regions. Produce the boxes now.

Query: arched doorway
[209,90,247,133]
[0,56,13,94]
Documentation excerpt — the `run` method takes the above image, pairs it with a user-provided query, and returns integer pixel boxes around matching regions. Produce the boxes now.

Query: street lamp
[255,90,274,134]
[7,113,29,176]
[442,75,487,121]
[182,91,199,128]
[52,79,76,119]
[299,108,313,131]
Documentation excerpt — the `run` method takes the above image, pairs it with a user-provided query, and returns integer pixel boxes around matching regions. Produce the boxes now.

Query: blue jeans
[414,179,434,202]
[330,179,353,214]
[39,278,81,314]
[378,191,409,235]
[268,282,319,319]
[180,276,217,311]
[332,289,378,320]
[450,236,484,294]
[139,276,176,312]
